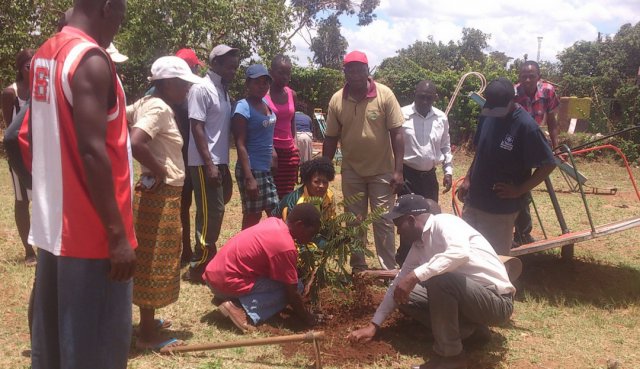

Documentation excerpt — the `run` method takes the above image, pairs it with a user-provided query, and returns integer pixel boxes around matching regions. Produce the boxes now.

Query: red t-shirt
[203,217,298,295]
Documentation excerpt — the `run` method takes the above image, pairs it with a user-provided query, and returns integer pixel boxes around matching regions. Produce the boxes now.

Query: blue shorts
[31,250,133,369]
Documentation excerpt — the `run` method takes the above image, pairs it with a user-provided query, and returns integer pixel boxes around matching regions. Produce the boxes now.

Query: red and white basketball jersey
[28,26,137,258]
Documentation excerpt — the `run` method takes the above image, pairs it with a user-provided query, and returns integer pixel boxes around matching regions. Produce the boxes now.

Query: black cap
[383,194,431,220]
[481,77,515,118]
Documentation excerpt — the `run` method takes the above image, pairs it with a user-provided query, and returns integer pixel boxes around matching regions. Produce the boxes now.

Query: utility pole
[537,36,543,62]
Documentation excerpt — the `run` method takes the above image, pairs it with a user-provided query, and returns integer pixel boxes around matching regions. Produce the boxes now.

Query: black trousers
[397,164,439,266]
[400,164,439,201]
[514,193,533,241]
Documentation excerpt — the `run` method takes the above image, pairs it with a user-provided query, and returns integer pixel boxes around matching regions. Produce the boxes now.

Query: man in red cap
[175,48,204,74]
[323,50,405,272]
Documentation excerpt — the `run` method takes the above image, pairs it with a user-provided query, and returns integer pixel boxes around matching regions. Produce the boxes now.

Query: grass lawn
[1,150,639,369]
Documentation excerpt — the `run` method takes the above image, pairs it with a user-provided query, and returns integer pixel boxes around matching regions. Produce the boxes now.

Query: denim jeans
[211,277,303,325]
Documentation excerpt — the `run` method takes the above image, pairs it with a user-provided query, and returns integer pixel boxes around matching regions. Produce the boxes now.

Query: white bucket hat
[106,43,128,63]
[149,56,203,84]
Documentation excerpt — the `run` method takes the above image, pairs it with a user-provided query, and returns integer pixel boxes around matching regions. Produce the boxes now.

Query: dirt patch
[258,276,414,367]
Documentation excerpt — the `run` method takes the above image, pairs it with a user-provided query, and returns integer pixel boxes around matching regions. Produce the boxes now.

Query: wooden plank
[357,269,398,280]
[358,256,522,282]
[510,217,640,256]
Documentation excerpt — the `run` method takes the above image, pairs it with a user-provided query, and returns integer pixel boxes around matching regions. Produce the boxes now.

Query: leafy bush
[299,192,382,304]
[290,66,344,115]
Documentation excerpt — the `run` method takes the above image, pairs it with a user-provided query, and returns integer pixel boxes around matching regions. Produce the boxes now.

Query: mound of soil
[258,276,429,367]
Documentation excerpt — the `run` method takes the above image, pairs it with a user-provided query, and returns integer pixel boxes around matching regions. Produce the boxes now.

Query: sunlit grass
[1,150,639,368]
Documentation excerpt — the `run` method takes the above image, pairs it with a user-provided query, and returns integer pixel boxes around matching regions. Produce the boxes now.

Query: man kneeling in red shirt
[203,203,320,332]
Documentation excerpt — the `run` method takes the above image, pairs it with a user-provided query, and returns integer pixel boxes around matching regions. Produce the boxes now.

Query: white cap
[106,43,128,63]
[148,56,204,84]
[208,44,239,64]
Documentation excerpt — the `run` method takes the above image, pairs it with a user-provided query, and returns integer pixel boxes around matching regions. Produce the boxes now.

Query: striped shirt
[514,81,560,126]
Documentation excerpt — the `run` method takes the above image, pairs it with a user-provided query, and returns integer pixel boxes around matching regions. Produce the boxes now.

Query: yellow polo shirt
[325,80,404,176]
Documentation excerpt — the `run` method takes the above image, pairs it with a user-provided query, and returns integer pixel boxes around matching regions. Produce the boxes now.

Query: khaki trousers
[341,168,396,270]
[462,205,518,256]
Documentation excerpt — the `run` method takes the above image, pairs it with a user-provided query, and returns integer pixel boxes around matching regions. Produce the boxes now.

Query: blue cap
[245,64,271,80]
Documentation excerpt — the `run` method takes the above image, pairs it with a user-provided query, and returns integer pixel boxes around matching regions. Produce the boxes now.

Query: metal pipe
[565,125,640,152]
[543,176,574,259]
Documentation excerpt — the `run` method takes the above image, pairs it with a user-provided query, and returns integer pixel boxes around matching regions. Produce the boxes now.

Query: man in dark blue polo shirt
[458,77,556,255]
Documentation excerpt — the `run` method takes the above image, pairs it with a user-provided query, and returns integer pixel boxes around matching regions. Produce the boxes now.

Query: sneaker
[218,301,253,333]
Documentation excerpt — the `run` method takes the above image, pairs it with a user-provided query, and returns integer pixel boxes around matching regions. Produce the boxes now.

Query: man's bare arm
[389,126,405,194]
[547,109,560,149]
[191,118,219,182]
[322,136,339,161]
[72,49,135,281]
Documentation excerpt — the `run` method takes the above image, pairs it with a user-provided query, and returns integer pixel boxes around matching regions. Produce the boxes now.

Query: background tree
[310,15,348,69]
[488,51,512,69]
[286,0,380,48]
[117,0,294,98]
[396,37,458,72]
[454,27,490,69]
[0,0,69,95]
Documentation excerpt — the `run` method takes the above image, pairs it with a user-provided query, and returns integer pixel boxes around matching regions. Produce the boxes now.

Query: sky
[290,0,639,67]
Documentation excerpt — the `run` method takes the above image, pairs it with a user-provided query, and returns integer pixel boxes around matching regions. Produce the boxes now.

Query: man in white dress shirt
[401,80,453,201]
[396,80,453,266]
[348,194,515,369]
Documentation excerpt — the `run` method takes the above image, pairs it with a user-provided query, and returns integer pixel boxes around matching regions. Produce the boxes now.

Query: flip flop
[155,318,172,330]
[136,337,184,351]
[133,319,172,336]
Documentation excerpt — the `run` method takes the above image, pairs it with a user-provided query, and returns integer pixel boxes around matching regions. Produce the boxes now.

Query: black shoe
[411,352,468,369]
[182,267,206,285]
[521,234,536,244]
[462,325,491,347]
[513,233,535,246]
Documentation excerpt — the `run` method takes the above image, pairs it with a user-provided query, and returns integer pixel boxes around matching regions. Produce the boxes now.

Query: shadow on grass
[515,252,640,308]
[200,309,245,334]
[380,314,510,369]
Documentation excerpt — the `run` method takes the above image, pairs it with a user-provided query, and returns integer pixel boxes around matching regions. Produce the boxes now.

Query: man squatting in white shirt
[396,80,453,266]
[348,194,515,369]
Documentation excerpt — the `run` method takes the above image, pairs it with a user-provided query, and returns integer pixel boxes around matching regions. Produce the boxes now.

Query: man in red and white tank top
[28,1,136,368]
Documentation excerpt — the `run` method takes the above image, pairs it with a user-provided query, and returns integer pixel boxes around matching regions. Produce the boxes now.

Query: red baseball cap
[343,51,368,66]
[175,48,204,68]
